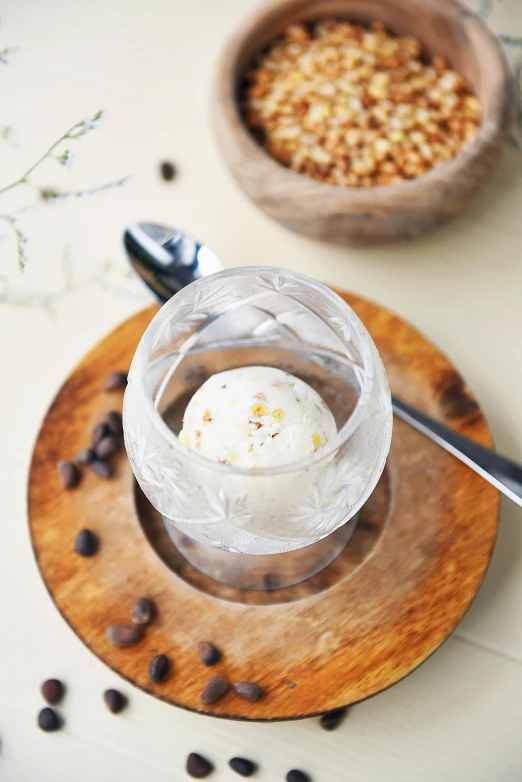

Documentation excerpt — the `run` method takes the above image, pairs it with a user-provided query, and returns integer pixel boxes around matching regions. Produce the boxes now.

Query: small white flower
[69,110,104,137]
[0,124,17,141]
[56,149,75,168]
[16,231,29,271]
[0,46,18,65]
[82,109,104,131]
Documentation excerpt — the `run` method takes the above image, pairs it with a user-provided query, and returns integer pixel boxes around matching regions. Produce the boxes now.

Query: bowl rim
[213,0,513,202]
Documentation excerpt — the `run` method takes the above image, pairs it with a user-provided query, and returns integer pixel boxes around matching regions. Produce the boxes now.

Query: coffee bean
[88,460,113,479]
[37,707,61,732]
[286,771,311,782]
[149,654,169,683]
[263,572,280,589]
[232,682,262,702]
[92,422,109,446]
[319,706,348,731]
[132,597,154,626]
[106,624,143,647]
[180,533,195,549]
[229,757,257,777]
[106,411,123,437]
[201,676,229,705]
[160,161,176,181]
[57,460,81,489]
[41,679,65,705]
[104,689,127,714]
[95,435,121,461]
[74,529,98,557]
[76,447,95,465]
[186,752,213,778]
[197,641,220,666]
[103,371,128,392]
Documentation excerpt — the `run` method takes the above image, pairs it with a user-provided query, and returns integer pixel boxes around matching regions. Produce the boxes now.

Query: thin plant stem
[0,213,28,270]
[498,35,522,50]
[26,176,129,201]
[0,120,85,196]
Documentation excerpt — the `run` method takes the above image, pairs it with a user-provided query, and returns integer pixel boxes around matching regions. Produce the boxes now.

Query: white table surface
[1,1,522,780]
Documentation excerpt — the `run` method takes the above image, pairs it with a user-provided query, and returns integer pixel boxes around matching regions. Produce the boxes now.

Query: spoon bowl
[124,222,222,302]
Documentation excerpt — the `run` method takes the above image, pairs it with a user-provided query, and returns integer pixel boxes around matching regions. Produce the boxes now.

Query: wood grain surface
[28,291,499,720]
[213,0,512,245]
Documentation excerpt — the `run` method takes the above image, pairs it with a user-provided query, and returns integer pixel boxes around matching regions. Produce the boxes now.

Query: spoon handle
[392,395,522,507]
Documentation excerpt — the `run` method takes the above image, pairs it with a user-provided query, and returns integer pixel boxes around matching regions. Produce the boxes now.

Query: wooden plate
[28,291,499,720]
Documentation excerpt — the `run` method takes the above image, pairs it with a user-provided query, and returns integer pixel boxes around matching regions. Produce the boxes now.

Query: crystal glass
[124,267,392,586]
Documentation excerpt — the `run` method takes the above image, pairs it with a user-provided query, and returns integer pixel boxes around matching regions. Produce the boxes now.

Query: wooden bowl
[212,0,513,245]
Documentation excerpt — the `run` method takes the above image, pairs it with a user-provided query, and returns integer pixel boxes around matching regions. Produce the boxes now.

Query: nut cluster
[242,19,482,187]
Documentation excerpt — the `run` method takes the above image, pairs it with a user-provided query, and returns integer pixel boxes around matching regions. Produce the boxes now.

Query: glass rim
[127,266,377,477]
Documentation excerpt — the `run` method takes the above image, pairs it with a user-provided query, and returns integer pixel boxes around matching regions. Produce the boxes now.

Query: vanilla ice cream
[179,366,337,468]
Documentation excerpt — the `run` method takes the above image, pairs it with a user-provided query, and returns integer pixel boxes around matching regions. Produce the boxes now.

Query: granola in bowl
[242,19,482,187]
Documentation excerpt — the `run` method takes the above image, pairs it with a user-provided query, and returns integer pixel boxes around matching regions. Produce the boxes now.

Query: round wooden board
[28,290,499,720]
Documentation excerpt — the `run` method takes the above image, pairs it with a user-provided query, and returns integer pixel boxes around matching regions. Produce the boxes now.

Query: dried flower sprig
[0,110,112,197]
[38,177,129,202]
[0,213,28,269]
[0,251,145,316]
[495,29,522,147]
[0,46,19,65]
[499,34,522,49]
[0,110,129,269]
[0,125,18,146]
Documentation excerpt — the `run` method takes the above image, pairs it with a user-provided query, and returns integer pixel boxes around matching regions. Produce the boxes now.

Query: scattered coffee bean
[76,447,95,465]
[232,682,262,702]
[319,706,348,731]
[106,624,143,647]
[132,597,154,626]
[263,572,280,589]
[149,654,169,683]
[104,689,127,714]
[92,422,109,446]
[201,676,229,705]
[286,771,311,782]
[229,757,257,777]
[160,161,177,181]
[41,679,65,705]
[37,707,61,732]
[186,752,213,779]
[197,641,220,666]
[57,460,81,490]
[103,371,128,392]
[88,460,113,479]
[95,435,121,461]
[74,529,98,557]
[180,533,195,549]
[106,411,123,437]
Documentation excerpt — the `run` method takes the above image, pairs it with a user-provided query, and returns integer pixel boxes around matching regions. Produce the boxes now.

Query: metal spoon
[124,222,223,301]
[123,221,522,507]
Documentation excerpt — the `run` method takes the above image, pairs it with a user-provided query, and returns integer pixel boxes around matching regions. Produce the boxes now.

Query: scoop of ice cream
[179,366,337,469]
